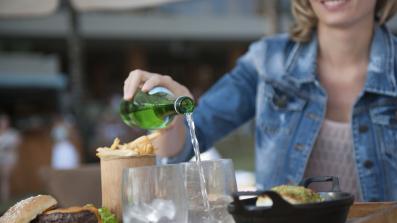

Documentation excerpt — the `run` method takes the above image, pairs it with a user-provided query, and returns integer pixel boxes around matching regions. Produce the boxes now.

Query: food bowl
[228,176,354,223]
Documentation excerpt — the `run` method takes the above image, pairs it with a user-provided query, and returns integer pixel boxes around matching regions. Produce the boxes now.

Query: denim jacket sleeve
[167,40,263,163]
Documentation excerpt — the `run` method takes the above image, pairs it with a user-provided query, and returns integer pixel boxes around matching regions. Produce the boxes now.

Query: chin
[319,15,359,28]
[310,0,376,28]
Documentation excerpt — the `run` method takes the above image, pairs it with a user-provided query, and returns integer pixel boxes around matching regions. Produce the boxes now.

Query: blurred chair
[39,164,101,207]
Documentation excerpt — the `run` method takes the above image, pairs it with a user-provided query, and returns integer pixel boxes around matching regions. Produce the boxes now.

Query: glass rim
[181,158,234,169]
[122,158,234,174]
[123,162,182,174]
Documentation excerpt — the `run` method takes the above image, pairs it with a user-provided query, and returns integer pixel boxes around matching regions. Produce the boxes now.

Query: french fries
[96,132,159,158]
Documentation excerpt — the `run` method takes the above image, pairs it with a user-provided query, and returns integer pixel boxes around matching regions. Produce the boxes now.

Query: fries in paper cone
[96,132,160,158]
[97,132,159,220]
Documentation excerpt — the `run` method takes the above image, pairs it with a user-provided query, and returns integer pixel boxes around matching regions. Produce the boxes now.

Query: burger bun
[0,195,57,223]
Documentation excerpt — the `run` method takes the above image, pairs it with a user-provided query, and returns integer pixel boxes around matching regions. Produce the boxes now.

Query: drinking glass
[122,164,188,223]
[184,159,237,223]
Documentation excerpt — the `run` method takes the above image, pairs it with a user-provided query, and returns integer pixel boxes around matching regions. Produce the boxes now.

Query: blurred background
[0,0,396,212]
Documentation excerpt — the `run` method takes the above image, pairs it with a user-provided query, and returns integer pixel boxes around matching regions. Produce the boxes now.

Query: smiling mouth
[320,0,350,9]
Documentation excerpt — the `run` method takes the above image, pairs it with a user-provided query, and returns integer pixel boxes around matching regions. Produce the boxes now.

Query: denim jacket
[168,26,397,202]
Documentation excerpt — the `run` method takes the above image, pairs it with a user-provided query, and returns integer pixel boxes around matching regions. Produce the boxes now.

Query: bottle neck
[174,96,195,114]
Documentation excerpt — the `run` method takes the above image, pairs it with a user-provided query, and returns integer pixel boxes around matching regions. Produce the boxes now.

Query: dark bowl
[228,176,354,223]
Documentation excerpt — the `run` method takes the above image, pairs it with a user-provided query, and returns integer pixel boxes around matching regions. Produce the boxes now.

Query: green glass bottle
[120,87,195,130]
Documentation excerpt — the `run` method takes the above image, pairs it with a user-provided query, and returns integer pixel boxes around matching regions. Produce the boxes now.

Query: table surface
[347,203,397,223]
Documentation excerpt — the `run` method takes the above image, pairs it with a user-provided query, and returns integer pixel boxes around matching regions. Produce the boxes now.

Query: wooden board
[348,202,397,218]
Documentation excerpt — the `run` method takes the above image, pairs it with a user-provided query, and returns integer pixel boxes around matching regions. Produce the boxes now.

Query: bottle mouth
[175,96,195,114]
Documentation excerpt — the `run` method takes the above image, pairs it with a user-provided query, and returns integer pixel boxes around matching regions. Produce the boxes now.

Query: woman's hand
[123,69,192,157]
[123,69,193,101]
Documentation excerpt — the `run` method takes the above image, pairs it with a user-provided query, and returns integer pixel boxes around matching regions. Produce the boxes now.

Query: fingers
[142,75,192,98]
[141,75,172,92]
[123,70,152,100]
[124,69,193,100]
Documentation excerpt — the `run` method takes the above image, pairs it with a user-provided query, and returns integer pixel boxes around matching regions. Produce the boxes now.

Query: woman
[0,112,20,202]
[123,0,397,201]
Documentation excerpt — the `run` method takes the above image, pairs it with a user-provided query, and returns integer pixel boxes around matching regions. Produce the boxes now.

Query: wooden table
[347,202,397,223]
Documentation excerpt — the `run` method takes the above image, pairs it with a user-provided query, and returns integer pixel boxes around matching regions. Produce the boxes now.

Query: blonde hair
[290,0,397,42]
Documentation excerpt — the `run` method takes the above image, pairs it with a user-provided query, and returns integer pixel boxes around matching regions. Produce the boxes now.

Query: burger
[256,185,323,206]
[0,195,117,223]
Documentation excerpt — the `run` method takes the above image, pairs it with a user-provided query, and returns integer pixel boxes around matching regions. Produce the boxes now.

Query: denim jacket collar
[285,32,318,85]
[284,26,397,96]
[365,26,397,96]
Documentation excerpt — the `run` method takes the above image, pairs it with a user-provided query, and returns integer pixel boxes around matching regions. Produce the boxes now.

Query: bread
[256,185,322,206]
[0,195,57,223]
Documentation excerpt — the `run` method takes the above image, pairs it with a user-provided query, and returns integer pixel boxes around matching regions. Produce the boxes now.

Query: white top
[0,129,20,166]
[304,119,362,201]
[51,140,79,169]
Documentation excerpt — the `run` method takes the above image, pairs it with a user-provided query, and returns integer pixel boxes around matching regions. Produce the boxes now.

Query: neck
[317,19,374,67]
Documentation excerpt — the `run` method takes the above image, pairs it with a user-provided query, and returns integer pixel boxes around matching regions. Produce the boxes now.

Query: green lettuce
[98,207,118,223]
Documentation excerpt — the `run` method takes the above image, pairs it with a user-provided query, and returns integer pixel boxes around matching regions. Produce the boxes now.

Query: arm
[123,41,261,160]
[167,45,259,162]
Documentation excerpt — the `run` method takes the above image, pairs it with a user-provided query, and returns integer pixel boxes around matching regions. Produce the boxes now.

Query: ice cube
[147,199,176,222]
[124,199,176,223]
[124,203,152,223]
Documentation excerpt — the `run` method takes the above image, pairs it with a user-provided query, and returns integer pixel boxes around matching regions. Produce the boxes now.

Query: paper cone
[100,155,156,221]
